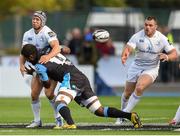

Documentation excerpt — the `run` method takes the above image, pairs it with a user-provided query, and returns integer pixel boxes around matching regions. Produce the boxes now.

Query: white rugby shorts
[127,63,159,82]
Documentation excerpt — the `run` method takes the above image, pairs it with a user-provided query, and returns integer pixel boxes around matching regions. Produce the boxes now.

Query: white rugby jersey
[22,25,58,51]
[127,29,174,68]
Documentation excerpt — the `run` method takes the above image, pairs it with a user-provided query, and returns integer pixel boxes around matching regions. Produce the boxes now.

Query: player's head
[144,16,158,37]
[32,11,47,30]
[21,44,39,65]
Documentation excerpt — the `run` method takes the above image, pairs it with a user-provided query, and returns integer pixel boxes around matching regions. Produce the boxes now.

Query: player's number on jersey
[49,53,66,65]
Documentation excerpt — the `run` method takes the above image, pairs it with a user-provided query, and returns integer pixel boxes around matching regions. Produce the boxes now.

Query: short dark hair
[21,44,37,58]
[145,16,158,24]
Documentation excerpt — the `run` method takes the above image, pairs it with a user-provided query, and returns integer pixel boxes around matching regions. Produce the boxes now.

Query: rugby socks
[123,92,141,112]
[106,107,131,120]
[31,100,41,122]
[57,104,74,125]
[49,96,61,119]
[121,92,128,110]
[174,105,180,122]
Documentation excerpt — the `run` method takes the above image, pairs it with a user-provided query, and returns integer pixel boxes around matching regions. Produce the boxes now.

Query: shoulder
[130,29,144,39]
[155,30,167,39]
[24,28,34,36]
[42,26,57,38]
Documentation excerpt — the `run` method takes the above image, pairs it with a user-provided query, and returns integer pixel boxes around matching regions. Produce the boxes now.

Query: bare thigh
[135,74,153,96]
[31,76,43,101]
[44,79,57,100]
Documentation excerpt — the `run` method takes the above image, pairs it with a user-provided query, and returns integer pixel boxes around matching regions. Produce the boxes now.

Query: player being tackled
[21,44,143,129]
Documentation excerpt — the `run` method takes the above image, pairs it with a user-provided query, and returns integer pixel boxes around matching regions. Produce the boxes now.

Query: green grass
[0,96,180,135]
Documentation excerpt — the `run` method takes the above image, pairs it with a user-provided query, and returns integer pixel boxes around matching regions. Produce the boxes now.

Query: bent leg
[84,97,142,128]
[44,80,61,119]
[124,74,153,112]
[122,82,136,110]
[55,88,77,125]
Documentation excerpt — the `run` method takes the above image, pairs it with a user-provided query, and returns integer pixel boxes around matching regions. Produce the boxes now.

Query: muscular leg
[123,74,153,112]
[30,76,43,122]
[85,97,142,128]
[44,80,61,119]
[122,82,136,110]
[115,83,135,124]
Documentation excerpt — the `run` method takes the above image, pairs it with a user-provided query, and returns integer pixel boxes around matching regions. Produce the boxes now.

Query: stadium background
[0,0,180,134]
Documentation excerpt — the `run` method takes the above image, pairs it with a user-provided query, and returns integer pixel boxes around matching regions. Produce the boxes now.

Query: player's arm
[35,64,51,88]
[121,44,134,65]
[19,54,27,76]
[159,48,178,62]
[159,37,178,62]
[39,40,60,64]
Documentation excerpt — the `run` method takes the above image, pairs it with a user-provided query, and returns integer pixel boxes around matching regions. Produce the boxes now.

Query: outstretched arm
[121,44,134,65]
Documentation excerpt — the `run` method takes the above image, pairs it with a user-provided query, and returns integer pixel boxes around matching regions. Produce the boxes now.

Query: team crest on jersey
[48,31,56,37]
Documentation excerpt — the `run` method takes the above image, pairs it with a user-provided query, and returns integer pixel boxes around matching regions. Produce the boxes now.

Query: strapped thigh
[82,96,102,113]
[55,88,77,105]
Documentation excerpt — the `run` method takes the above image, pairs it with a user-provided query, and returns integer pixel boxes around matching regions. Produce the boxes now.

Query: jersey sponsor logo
[48,31,56,37]
[139,39,144,43]
[28,37,33,41]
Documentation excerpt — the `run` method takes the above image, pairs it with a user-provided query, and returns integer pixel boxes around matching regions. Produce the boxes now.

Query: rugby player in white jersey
[19,11,69,128]
[116,16,178,124]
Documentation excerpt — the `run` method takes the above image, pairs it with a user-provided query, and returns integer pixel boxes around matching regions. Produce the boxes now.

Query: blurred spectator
[67,27,83,56]
[96,38,115,58]
[159,25,175,82]
[78,28,98,66]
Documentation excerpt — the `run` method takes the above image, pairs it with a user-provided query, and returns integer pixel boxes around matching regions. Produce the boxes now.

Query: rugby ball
[92,29,110,43]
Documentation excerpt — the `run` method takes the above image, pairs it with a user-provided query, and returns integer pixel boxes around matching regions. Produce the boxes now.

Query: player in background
[115,16,178,124]
[19,11,70,128]
[21,44,142,129]
[169,106,180,126]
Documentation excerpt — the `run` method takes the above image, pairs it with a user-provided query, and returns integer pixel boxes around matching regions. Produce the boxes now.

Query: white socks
[123,92,141,112]
[174,105,180,122]
[49,96,61,119]
[31,100,41,122]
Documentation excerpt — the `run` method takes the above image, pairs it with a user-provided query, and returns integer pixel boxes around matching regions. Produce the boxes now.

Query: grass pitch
[0,96,180,135]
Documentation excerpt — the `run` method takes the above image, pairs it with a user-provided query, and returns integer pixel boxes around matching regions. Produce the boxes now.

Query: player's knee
[31,92,39,101]
[44,90,54,100]
[94,106,104,117]
[135,85,144,95]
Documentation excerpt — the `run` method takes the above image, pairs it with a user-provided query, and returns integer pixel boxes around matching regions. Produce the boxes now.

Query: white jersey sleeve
[127,30,143,49]
[22,30,31,46]
[43,26,58,43]
[160,33,174,53]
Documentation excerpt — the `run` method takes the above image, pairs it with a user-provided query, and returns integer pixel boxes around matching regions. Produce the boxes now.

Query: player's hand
[20,64,26,76]
[25,65,35,75]
[159,53,169,62]
[39,55,50,64]
[61,46,71,54]
[121,56,127,65]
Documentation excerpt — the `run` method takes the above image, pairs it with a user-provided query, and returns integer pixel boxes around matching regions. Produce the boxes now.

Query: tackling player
[19,11,70,128]
[21,44,142,129]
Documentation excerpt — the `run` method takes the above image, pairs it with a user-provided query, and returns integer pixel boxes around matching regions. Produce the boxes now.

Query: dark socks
[59,106,74,125]
[107,107,131,120]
